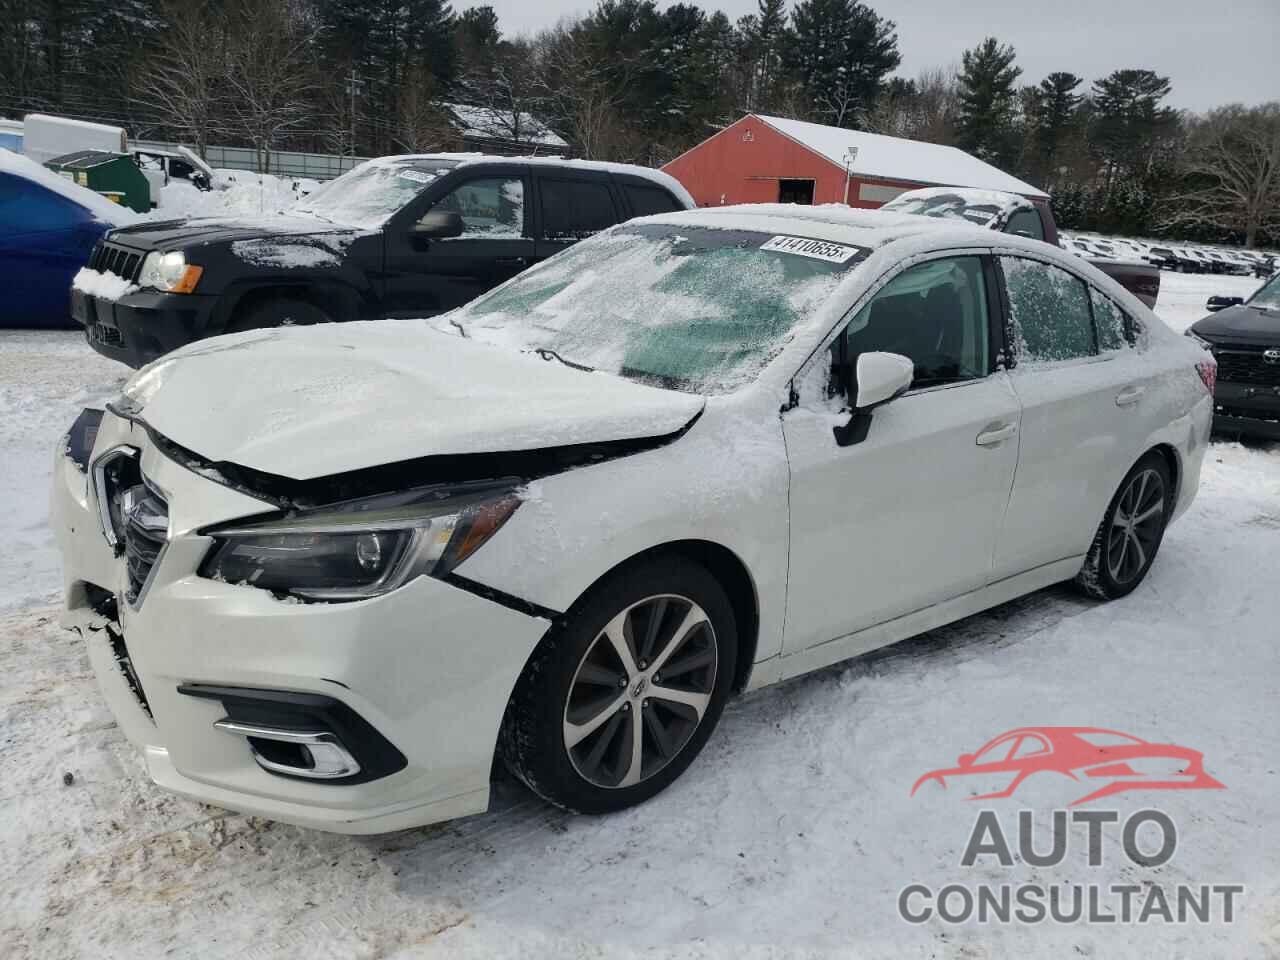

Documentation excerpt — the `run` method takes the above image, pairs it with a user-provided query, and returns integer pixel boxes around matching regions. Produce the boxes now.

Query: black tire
[500,556,738,815]
[229,297,331,333]
[1075,452,1173,601]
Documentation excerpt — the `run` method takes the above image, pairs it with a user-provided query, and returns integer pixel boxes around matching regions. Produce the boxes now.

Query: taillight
[1196,359,1217,395]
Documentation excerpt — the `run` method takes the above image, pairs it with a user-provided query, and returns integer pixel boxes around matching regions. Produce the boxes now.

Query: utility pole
[345,70,365,156]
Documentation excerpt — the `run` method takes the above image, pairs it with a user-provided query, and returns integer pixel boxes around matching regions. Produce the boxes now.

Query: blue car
[0,148,134,329]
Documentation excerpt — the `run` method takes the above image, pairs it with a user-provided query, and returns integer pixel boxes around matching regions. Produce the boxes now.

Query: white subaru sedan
[52,205,1215,833]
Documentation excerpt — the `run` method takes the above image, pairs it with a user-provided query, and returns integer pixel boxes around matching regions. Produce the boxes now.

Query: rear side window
[1090,288,1131,351]
[622,183,683,217]
[1001,256,1096,362]
[539,178,619,240]
[1005,209,1044,241]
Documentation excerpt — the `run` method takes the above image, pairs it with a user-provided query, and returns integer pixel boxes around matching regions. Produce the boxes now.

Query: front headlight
[138,250,203,293]
[198,481,522,601]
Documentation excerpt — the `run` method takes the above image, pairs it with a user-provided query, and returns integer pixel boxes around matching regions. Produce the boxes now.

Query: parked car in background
[880,187,1161,308]
[53,205,1212,833]
[0,148,136,328]
[1187,271,1280,438]
[71,153,693,367]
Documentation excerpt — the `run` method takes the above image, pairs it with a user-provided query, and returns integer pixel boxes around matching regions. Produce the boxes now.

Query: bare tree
[1162,103,1280,247]
[393,67,456,153]
[459,43,549,150]
[133,0,231,157]
[224,0,318,172]
[532,26,631,160]
[859,67,960,144]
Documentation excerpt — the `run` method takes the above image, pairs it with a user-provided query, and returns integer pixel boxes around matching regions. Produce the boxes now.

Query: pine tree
[1026,71,1082,187]
[787,0,899,128]
[1090,69,1177,182]
[955,37,1022,166]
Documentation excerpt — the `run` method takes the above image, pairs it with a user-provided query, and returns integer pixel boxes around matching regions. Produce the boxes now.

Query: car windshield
[294,158,460,229]
[445,223,866,395]
[881,192,1002,226]
[1250,272,1280,309]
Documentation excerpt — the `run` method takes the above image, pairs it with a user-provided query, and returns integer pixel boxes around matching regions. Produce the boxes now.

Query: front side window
[539,178,619,240]
[840,255,991,388]
[1090,288,1131,351]
[426,177,526,239]
[1001,256,1096,362]
[449,224,866,395]
[1012,735,1049,759]
[1005,209,1044,241]
[1250,272,1280,310]
[974,737,1019,765]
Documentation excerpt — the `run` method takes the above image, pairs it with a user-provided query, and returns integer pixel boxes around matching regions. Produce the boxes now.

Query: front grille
[90,241,143,282]
[122,487,169,604]
[90,323,122,347]
[1214,348,1280,387]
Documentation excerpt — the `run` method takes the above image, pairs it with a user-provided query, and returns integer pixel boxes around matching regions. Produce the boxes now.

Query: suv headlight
[139,251,203,293]
[199,481,522,601]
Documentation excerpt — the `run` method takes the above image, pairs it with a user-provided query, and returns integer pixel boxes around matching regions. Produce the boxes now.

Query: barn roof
[753,114,1048,199]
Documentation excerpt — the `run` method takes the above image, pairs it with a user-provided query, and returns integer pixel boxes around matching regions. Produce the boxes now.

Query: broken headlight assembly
[198,481,522,601]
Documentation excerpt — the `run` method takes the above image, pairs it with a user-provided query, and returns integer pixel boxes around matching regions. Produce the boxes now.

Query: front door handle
[494,257,528,268]
[1116,385,1146,407]
[976,422,1018,446]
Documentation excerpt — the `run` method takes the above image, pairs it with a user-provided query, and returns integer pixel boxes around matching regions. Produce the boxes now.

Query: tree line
[2,0,1276,245]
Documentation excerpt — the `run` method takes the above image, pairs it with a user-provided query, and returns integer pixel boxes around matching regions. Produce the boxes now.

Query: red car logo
[911,727,1225,806]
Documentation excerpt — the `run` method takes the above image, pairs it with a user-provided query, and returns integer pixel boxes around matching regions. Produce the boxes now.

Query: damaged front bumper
[52,408,552,833]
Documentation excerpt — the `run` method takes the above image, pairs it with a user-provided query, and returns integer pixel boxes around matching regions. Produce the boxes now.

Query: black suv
[73,155,692,367]
[1187,271,1280,439]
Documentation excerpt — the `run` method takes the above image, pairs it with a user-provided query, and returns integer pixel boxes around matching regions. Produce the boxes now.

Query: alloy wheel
[1106,468,1165,585]
[563,594,718,789]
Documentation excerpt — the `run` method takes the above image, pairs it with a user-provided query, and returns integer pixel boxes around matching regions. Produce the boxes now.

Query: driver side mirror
[1205,295,1243,312]
[833,352,914,447]
[412,210,464,240]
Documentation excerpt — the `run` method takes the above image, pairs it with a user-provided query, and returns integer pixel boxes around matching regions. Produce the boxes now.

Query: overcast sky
[475,0,1278,113]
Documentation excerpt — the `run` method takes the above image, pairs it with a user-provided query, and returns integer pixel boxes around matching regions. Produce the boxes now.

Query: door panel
[782,376,1022,653]
[381,174,533,318]
[992,256,1156,579]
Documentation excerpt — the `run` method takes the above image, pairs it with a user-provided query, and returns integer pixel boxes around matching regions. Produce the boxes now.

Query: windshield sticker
[760,235,861,263]
[397,169,437,185]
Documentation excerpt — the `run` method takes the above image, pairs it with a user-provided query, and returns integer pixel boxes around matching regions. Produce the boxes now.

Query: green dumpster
[45,150,151,213]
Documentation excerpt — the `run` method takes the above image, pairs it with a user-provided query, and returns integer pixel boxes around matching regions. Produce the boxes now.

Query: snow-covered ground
[153,170,319,220]
[1,273,1277,958]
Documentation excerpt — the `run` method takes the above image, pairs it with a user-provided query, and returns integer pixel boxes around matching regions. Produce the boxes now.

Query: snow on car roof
[888,185,1033,213]
[640,202,994,249]
[0,147,138,225]
[755,114,1049,199]
[356,153,696,209]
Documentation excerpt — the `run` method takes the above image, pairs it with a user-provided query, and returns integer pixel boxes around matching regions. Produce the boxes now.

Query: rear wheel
[229,297,331,333]
[1076,453,1172,600]
[500,557,737,814]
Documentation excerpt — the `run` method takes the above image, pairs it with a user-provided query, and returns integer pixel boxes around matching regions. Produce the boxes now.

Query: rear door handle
[976,422,1018,446]
[1116,385,1146,407]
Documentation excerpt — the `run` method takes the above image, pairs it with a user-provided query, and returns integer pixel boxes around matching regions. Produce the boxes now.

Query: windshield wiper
[535,348,594,372]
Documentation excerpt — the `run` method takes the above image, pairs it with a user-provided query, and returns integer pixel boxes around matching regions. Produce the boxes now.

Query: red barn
[663,113,1047,210]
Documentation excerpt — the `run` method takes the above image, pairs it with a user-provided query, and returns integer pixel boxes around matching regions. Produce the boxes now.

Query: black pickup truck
[73,155,693,367]
[880,187,1161,308]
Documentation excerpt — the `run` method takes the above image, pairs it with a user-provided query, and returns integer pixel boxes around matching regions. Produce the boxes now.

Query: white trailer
[22,113,128,166]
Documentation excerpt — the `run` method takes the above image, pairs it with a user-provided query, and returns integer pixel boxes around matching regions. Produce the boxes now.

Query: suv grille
[90,241,143,282]
[1214,348,1280,387]
[123,488,168,604]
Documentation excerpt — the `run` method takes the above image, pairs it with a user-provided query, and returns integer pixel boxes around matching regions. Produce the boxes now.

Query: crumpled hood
[1192,303,1280,344]
[125,321,705,480]
[107,215,356,251]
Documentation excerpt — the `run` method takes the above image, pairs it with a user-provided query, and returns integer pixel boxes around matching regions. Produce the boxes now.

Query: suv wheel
[230,297,331,333]
[1076,453,1172,600]
[500,557,737,814]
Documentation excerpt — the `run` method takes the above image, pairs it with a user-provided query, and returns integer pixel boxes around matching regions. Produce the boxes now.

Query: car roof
[361,153,695,208]
[639,202,1001,250]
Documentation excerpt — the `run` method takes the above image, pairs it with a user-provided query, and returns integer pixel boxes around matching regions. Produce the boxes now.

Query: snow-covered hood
[1191,302,1280,345]
[121,321,705,480]
[106,215,356,251]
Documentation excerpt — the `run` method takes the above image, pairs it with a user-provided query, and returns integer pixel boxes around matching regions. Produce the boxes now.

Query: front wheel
[1075,453,1172,600]
[500,557,737,815]
[228,296,331,333]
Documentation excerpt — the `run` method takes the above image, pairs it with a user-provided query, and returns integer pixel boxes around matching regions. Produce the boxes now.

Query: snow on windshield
[293,159,457,228]
[447,224,865,395]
